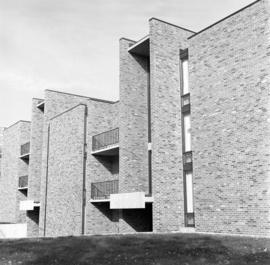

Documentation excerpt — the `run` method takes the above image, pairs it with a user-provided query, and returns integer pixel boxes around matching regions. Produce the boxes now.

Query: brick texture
[39,90,89,236]
[189,0,270,236]
[0,127,4,179]
[150,19,193,232]
[86,100,119,235]
[119,38,149,195]
[0,121,30,223]
[27,98,44,237]
[44,104,86,237]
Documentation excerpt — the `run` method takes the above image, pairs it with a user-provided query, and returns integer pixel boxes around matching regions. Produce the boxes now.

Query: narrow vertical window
[183,114,191,152]
[180,49,195,228]
[182,59,189,95]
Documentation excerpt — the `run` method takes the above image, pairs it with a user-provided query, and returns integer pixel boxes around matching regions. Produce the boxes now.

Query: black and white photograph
[0,0,270,264]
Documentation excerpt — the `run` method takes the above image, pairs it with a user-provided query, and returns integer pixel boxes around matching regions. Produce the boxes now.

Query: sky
[0,0,255,127]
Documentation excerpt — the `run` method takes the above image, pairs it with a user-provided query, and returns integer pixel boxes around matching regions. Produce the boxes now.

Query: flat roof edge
[45,89,117,104]
[188,0,262,39]
[120,37,136,43]
[50,104,87,121]
[4,120,31,130]
[149,17,196,33]
[128,35,150,52]
[45,89,90,99]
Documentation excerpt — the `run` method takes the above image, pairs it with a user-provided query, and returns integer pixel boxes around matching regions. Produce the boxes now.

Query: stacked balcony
[91,180,119,201]
[36,100,45,112]
[18,175,28,190]
[92,128,119,156]
[20,142,30,160]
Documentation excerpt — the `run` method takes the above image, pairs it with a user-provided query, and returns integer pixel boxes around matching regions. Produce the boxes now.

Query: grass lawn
[0,233,270,265]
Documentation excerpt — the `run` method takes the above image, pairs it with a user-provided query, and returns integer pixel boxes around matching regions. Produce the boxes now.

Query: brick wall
[118,38,151,233]
[119,38,149,195]
[0,121,30,223]
[39,90,89,236]
[150,19,193,232]
[28,99,44,201]
[86,100,119,235]
[189,0,270,236]
[27,98,44,237]
[0,127,4,179]
[44,104,86,237]
[16,122,31,223]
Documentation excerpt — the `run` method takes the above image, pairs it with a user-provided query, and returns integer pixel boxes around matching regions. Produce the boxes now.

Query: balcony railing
[20,142,30,157]
[18,175,28,190]
[181,93,190,113]
[183,151,193,171]
[91,180,119,200]
[92,128,119,152]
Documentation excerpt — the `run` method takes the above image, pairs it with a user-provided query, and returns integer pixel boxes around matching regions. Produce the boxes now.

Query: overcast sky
[0,0,255,127]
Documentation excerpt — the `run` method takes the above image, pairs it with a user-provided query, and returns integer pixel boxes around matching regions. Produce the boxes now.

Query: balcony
[183,151,193,171]
[36,100,45,112]
[92,128,119,156]
[18,175,28,190]
[20,142,30,160]
[20,200,40,211]
[181,93,190,113]
[91,180,119,201]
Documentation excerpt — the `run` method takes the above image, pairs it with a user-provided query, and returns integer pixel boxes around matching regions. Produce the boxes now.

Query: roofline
[4,120,31,130]
[45,89,90,99]
[149,17,196,33]
[88,97,117,104]
[128,35,150,53]
[188,0,262,39]
[46,89,117,104]
[50,104,87,121]
[33,97,44,101]
[119,37,136,43]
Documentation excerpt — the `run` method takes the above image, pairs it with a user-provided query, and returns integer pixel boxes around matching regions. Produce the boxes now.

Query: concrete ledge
[91,144,119,156]
[0,223,27,238]
[20,200,40,211]
[90,199,110,203]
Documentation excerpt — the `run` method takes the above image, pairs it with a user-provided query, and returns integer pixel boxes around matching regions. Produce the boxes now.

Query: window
[180,48,195,228]
[182,59,189,95]
[183,114,191,152]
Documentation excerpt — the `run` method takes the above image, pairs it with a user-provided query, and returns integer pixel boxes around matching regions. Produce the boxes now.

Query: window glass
[182,60,189,95]
[186,172,194,213]
[184,114,191,152]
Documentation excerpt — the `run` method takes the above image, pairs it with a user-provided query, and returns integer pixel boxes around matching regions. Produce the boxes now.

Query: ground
[0,233,270,265]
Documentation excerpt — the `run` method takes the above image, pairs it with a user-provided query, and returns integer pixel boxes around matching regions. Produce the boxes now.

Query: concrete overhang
[91,144,119,156]
[20,200,40,211]
[19,153,30,160]
[36,100,45,111]
[128,35,150,57]
[18,186,28,191]
[90,192,154,209]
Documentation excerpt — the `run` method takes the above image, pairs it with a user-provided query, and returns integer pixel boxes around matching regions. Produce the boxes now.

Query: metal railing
[18,175,28,189]
[20,142,30,156]
[92,128,119,152]
[91,180,119,200]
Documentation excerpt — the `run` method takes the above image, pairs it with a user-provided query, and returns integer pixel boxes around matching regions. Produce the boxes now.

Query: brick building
[0,127,5,179]
[0,0,270,238]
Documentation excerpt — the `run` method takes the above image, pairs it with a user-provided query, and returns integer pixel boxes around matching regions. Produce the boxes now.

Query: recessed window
[180,48,195,228]
[183,114,191,152]
[182,59,189,95]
